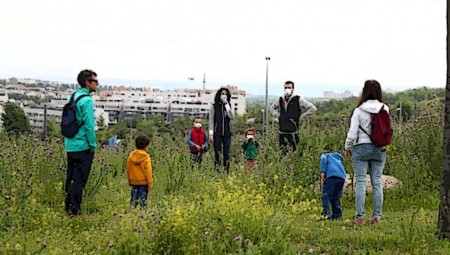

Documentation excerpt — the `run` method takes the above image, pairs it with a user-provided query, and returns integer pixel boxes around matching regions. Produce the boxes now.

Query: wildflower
[150,231,155,238]
[244,239,251,245]
[108,242,115,248]
[138,214,144,219]
[233,236,241,242]
[204,231,209,236]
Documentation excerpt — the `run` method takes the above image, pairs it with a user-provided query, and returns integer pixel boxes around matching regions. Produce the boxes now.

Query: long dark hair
[356,80,383,107]
[214,88,231,104]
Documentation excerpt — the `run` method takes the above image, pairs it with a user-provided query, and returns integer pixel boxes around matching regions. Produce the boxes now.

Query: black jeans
[278,133,299,156]
[213,135,232,173]
[65,149,94,215]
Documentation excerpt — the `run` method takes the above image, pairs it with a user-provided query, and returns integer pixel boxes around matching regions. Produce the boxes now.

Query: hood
[327,152,343,162]
[359,100,387,114]
[129,150,149,164]
[284,93,298,102]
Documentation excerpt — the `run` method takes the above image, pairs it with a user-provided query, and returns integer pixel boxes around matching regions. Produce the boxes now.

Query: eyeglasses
[89,79,99,84]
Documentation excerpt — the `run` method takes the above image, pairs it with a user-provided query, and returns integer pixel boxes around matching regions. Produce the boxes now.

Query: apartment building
[23,106,109,132]
[51,85,247,125]
[0,90,7,132]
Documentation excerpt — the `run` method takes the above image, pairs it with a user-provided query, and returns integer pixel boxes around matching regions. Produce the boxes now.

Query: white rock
[314,175,402,194]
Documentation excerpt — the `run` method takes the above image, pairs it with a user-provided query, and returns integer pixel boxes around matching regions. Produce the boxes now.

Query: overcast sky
[0,0,446,97]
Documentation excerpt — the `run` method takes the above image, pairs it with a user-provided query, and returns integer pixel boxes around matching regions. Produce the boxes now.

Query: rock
[314,175,402,195]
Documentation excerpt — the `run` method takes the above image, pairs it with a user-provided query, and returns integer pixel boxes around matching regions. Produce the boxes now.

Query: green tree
[1,102,32,134]
[47,117,63,139]
[97,115,106,130]
[136,118,158,137]
[438,0,450,239]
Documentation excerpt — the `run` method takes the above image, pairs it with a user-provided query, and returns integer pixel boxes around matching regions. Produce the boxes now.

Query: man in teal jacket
[64,69,98,217]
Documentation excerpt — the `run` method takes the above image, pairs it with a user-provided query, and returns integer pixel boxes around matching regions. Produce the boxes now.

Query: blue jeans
[351,143,386,220]
[322,177,345,219]
[130,185,149,209]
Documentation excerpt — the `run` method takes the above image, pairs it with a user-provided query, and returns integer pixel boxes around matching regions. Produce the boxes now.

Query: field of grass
[1,102,449,254]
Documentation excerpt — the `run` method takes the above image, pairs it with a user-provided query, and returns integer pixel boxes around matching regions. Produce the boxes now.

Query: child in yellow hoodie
[127,135,153,209]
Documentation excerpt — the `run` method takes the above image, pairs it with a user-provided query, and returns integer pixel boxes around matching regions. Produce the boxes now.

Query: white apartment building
[51,85,247,125]
[23,106,109,132]
[0,90,7,132]
[341,90,354,98]
[323,91,341,100]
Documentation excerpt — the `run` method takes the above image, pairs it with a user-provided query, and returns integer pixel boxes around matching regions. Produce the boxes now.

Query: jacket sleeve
[242,141,248,150]
[203,131,209,150]
[299,97,317,118]
[345,108,360,151]
[225,103,235,119]
[208,104,215,136]
[270,99,280,118]
[320,154,327,173]
[145,156,153,189]
[186,130,196,147]
[81,98,97,151]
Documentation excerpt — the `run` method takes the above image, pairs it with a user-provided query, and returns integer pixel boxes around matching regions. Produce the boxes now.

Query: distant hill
[246,94,280,105]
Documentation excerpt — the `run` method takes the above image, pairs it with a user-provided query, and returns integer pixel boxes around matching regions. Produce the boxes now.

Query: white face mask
[247,135,254,139]
[220,95,228,101]
[194,123,202,128]
[284,88,293,97]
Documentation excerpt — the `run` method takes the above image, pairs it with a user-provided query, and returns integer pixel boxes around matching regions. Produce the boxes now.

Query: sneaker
[352,218,366,225]
[76,214,85,219]
[371,218,382,224]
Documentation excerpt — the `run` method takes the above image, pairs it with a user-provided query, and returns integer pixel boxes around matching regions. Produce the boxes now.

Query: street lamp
[265,56,270,135]
[261,109,265,135]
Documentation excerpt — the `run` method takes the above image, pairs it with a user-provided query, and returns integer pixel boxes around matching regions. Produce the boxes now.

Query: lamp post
[261,109,265,135]
[265,56,270,135]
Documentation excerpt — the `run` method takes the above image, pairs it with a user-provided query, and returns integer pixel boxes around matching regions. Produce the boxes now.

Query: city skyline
[0,0,445,97]
[0,75,428,98]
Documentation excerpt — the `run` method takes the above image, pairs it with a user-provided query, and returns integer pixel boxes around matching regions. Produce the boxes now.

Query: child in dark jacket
[242,128,260,173]
[186,116,209,164]
[320,145,347,219]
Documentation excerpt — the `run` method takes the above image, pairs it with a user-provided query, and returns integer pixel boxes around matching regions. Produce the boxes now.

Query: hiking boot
[371,218,382,224]
[352,218,366,225]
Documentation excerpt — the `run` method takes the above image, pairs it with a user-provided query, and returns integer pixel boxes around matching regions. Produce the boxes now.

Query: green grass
[1,104,449,254]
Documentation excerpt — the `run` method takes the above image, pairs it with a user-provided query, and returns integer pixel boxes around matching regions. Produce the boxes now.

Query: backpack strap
[74,94,90,104]
[359,125,370,136]
[72,94,90,126]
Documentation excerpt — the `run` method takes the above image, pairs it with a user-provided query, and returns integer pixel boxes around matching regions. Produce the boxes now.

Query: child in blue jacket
[320,145,347,219]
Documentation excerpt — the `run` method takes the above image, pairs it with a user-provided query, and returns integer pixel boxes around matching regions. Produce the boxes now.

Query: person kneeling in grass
[320,145,347,220]
[127,135,153,210]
